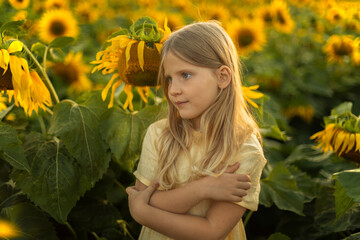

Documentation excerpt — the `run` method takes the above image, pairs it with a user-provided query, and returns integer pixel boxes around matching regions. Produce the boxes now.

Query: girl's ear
[216,65,231,89]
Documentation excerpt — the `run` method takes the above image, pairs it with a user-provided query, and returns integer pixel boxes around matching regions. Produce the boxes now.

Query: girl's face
[163,51,220,130]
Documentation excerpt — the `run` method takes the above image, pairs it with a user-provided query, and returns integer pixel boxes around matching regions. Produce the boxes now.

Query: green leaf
[331,102,353,116]
[260,162,305,216]
[334,169,360,202]
[76,90,110,118]
[31,42,46,57]
[0,104,14,120]
[0,183,26,209]
[334,180,355,220]
[2,202,59,240]
[48,36,74,48]
[342,232,360,240]
[0,122,29,171]
[48,100,111,185]
[100,104,166,171]
[0,20,25,37]
[11,133,92,223]
[267,232,291,240]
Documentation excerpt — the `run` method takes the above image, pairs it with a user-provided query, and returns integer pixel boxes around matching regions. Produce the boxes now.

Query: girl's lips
[175,101,188,107]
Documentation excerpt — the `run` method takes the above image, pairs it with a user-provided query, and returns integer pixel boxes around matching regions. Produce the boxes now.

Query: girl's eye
[183,73,191,79]
[167,77,173,83]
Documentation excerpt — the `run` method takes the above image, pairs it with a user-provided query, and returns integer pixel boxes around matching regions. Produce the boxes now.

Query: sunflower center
[263,12,273,24]
[16,0,24,3]
[238,30,254,47]
[0,67,14,90]
[50,20,66,36]
[334,42,353,56]
[276,11,286,24]
[53,63,79,84]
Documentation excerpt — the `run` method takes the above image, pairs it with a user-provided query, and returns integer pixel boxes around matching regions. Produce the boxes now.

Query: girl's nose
[169,81,182,96]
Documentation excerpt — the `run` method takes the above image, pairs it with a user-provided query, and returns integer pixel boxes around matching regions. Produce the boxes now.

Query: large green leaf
[1,202,59,240]
[343,232,360,240]
[260,162,305,216]
[48,100,111,184]
[0,183,26,209]
[100,104,166,170]
[11,133,92,223]
[333,169,360,220]
[0,122,29,171]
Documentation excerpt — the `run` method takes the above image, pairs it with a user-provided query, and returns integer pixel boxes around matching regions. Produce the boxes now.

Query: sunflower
[227,19,266,56]
[197,2,231,23]
[9,0,29,10]
[256,5,275,28]
[44,0,69,10]
[0,40,52,115]
[0,219,20,238]
[310,103,360,162]
[242,85,264,108]
[37,9,79,44]
[271,0,295,34]
[326,7,345,24]
[52,51,92,93]
[12,10,27,21]
[282,105,315,123]
[91,17,171,110]
[75,1,100,24]
[323,35,355,64]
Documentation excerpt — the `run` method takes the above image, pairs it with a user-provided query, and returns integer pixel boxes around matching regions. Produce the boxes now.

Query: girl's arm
[127,182,246,240]
[135,162,251,214]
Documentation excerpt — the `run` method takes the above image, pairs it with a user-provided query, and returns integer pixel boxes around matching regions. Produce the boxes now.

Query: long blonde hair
[156,21,261,190]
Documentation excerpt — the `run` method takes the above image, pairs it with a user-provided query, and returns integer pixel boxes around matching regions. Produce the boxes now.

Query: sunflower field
[0,0,360,239]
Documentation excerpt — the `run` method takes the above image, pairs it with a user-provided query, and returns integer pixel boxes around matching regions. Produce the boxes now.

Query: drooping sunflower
[52,51,92,93]
[8,0,29,10]
[323,35,355,64]
[310,103,360,162]
[0,219,20,238]
[91,17,171,110]
[227,19,266,56]
[242,85,264,108]
[271,0,295,34]
[37,9,79,44]
[0,40,52,115]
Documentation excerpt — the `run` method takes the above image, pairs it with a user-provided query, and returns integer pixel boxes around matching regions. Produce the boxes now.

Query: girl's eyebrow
[164,69,194,78]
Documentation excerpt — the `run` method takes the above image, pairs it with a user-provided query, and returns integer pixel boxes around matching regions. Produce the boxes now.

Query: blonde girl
[126,21,267,240]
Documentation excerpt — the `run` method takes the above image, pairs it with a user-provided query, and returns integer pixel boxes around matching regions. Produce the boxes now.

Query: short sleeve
[232,134,267,211]
[133,120,165,186]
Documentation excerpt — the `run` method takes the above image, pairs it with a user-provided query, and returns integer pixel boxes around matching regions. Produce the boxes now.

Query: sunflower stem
[23,44,60,105]
[43,46,49,71]
[38,115,47,138]
[243,210,253,227]
[65,222,78,240]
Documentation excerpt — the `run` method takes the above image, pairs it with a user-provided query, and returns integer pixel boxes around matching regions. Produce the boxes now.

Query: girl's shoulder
[146,118,168,137]
[237,133,265,157]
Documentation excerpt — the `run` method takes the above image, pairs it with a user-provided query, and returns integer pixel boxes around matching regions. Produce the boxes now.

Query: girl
[126,21,267,240]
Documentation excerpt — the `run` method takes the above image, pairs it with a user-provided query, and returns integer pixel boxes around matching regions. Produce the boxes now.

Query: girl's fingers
[225,162,240,173]
[126,186,137,195]
[143,181,159,197]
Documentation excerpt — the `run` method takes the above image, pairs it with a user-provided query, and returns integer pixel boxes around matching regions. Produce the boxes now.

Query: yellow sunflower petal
[125,40,138,69]
[8,41,23,53]
[137,40,145,71]
[0,49,10,73]
[346,133,356,153]
[101,73,119,101]
[123,84,134,111]
[154,43,162,54]
[339,132,350,155]
[108,80,122,109]
[137,87,148,103]
[355,133,360,152]
[334,130,345,153]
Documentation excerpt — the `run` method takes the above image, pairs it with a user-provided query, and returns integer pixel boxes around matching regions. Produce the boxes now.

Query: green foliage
[267,232,291,240]
[0,122,29,171]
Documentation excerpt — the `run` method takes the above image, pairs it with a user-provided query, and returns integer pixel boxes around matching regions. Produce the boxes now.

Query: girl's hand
[126,181,159,222]
[201,162,251,202]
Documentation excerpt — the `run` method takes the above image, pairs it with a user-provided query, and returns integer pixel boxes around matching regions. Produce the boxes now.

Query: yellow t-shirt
[133,119,267,240]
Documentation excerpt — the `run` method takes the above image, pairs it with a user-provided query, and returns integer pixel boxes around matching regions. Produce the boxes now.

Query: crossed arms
[126,162,252,240]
